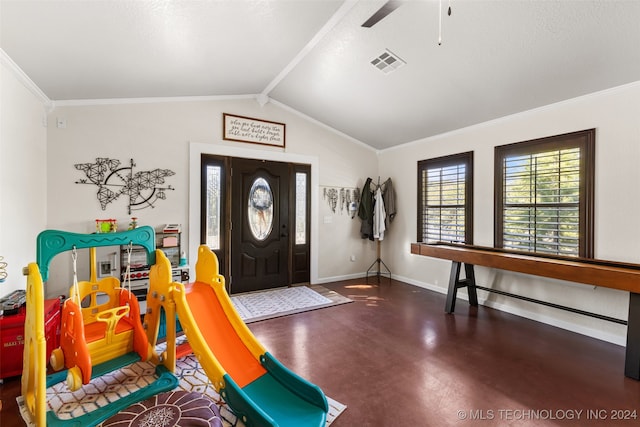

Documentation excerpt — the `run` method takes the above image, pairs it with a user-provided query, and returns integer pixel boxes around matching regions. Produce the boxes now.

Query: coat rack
[366,239,391,283]
[359,176,395,283]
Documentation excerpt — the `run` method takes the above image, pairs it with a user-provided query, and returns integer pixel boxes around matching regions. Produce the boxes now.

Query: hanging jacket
[382,177,397,223]
[373,187,386,240]
[358,177,374,240]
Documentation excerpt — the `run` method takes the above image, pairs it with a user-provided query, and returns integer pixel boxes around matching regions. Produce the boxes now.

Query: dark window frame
[417,151,474,244]
[494,129,595,258]
[290,163,311,284]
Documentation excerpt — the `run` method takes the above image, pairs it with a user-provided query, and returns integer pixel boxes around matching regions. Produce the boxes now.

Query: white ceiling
[2,0,639,150]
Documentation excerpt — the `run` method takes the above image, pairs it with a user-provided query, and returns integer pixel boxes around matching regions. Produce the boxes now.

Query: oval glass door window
[248,177,274,241]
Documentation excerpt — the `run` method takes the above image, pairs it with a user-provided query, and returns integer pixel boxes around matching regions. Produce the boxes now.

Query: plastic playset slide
[21,226,328,427]
[146,245,329,427]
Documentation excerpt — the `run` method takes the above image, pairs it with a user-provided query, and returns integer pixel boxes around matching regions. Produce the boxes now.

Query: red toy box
[0,298,61,380]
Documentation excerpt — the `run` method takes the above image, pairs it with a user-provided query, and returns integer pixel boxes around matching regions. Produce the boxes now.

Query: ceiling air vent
[371,49,406,74]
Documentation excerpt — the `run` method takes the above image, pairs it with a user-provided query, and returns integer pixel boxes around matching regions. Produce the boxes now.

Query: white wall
[380,81,640,345]
[7,47,637,346]
[0,57,48,295]
[45,97,378,298]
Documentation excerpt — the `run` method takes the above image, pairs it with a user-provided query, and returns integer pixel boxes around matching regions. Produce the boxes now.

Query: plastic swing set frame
[20,226,177,427]
[21,226,329,427]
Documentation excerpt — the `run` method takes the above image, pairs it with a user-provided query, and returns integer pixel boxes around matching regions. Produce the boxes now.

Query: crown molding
[53,93,256,107]
[1,49,53,110]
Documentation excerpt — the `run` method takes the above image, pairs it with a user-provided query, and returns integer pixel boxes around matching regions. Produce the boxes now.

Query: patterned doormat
[231,285,352,323]
[21,337,346,426]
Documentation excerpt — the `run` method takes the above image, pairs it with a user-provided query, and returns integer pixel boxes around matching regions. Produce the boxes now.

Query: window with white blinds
[495,129,595,258]
[418,152,473,244]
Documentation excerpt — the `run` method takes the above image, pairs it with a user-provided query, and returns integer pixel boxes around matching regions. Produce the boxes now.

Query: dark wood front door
[231,158,290,293]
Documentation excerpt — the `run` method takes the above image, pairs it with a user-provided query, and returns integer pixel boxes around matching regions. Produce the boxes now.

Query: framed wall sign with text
[223,113,286,148]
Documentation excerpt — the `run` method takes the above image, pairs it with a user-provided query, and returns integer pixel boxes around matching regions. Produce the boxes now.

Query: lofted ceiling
[2,0,639,150]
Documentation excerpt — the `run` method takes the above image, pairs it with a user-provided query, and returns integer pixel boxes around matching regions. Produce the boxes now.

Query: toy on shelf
[128,217,138,230]
[95,218,117,233]
[20,226,177,427]
[179,251,188,267]
[0,289,26,316]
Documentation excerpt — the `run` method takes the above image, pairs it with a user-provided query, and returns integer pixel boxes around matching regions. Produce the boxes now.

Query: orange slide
[147,246,328,427]
[182,282,267,388]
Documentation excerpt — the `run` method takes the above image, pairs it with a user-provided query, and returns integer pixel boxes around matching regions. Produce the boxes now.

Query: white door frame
[188,142,319,284]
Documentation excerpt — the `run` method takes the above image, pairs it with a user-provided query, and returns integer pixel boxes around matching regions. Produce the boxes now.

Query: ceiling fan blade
[361,0,403,28]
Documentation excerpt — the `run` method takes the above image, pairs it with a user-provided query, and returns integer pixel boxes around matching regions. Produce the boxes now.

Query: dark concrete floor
[2,278,639,426]
[249,279,640,426]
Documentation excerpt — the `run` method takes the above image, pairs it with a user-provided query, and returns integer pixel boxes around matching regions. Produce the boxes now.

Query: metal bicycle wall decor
[74,158,175,214]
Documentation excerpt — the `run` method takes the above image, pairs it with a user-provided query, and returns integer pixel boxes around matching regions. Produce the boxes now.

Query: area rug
[24,337,346,427]
[102,390,224,427]
[231,285,352,323]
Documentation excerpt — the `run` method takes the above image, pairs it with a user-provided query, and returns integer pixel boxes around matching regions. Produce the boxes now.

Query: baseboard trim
[315,272,366,284]
[393,274,626,346]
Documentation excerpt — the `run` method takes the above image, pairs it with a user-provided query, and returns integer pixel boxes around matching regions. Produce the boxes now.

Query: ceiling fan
[361,0,453,45]
[361,0,403,28]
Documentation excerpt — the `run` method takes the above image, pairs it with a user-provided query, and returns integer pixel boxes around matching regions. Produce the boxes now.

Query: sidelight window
[204,164,222,249]
[295,172,307,245]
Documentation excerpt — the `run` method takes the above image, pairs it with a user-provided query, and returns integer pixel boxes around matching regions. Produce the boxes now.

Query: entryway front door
[231,158,290,293]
